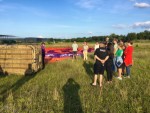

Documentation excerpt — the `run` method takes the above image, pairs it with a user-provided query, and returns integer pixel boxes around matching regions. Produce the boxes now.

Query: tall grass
[0,42,150,113]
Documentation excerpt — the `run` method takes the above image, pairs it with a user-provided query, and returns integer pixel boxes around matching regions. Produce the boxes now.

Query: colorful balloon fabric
[45,47,94,62]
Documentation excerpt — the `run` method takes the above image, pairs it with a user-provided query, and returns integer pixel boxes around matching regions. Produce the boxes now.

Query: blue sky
[0,0,150,38]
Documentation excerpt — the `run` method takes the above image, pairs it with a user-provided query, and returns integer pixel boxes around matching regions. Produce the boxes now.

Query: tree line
[0,30,150,44]
[47,30,150,43]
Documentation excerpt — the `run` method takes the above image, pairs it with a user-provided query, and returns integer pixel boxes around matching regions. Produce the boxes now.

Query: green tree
[47,38,54,44]
[137,32,145,40]
[126,32,137,40]
[110,33,118,39]
[144,30,150,39]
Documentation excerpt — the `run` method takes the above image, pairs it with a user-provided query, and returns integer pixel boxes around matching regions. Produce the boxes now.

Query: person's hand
[101,60,105,64]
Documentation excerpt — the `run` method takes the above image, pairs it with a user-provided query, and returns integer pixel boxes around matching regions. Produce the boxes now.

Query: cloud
[113,21,150,30]
[52,25,72,28]
[129,0,136,2]
[112,24,128,29]
[0,3,55,18]
[37,35,44,38]
[132,21,150,29]
[88,31,93,34]
[134,2,150,8]
[147,29,150,31]
[76,0,101,9]
[76,0,94,9]
[0,4,16,12]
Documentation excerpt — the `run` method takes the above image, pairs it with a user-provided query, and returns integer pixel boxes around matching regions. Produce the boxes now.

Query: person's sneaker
[117,77,122,80]
[123,76,127,78]
[91,83,97,86]
[127,76,130,78]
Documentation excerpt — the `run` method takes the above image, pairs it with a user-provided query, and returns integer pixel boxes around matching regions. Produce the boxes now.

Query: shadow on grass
[63,78,83,113]
[83,61,93,80]
[89,54,94,60]
[0,64,38,102]
[0,65,8,78]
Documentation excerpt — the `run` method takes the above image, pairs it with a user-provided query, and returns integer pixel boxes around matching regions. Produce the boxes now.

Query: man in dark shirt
[92,42,109,87]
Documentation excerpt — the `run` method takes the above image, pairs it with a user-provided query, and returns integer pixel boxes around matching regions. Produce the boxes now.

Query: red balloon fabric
[45,47,94,63]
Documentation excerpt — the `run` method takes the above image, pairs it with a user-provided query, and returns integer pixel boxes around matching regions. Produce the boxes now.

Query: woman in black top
[106,42,114,83]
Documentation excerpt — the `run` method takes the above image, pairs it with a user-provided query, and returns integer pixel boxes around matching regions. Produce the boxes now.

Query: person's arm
[132,59,134,66]
[115,49,119,57]
[87,46,89,52]
[104,56,109,62]
[120,51,123,56]
[101,55,109,64]
[94,49,103,62]
[114,48,117,54]
[94,55,103,62]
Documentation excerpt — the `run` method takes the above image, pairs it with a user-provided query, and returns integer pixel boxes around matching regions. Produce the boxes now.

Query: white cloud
[112,24,128,29]
[132,21,150,29]
[88,31,93,34]
[52,25,72,28]
[113,21,150,30]
[134,2,150,8]
[146,28,150,31]
[76,0,94,9]
[0,4,16,12]
[76,0,101,9]
[129,0,136,2]
[37,35,44,38]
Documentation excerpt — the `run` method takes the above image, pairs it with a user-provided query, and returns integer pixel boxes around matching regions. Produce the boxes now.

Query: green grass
[0,42,150,113]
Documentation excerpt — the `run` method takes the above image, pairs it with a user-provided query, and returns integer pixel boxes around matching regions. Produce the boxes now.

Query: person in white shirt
[83,42,89,61]
[94,42,99,61]
[72,41,78,59]
[94,42,99,51]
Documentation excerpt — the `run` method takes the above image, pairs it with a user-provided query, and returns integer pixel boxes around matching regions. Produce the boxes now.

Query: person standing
[83,42,88,61]
[72,41,78,59]
[41,42,45,69]
[106,42,114,83]
[94,42,99,51]
[124,41,134,78]
[92,42,109,87]
[115,44,124,80]
[105,37,110,47]
[113,38,118,72]
[121,41,126,76]
[94,42,100,61]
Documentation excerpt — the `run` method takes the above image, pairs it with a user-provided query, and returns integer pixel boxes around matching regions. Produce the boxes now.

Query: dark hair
[107,42,114,55]
[41,42,45,45]
[113,38,118,42]
[119,39,124,43]
[127,40,133,45]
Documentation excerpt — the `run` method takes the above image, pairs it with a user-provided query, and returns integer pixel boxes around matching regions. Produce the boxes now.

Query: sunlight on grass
[0,42,150,113]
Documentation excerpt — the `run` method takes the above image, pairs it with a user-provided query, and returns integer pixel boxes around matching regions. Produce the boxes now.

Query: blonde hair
[118,43,124,49]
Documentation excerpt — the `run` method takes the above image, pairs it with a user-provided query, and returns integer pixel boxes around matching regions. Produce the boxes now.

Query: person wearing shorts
[92,42,109,87]
[72,41,78,59]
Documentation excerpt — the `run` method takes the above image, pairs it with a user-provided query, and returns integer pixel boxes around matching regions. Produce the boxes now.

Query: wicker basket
[0,45,43,75]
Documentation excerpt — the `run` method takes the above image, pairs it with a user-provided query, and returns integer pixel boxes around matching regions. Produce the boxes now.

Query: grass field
[0,42,150,113]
